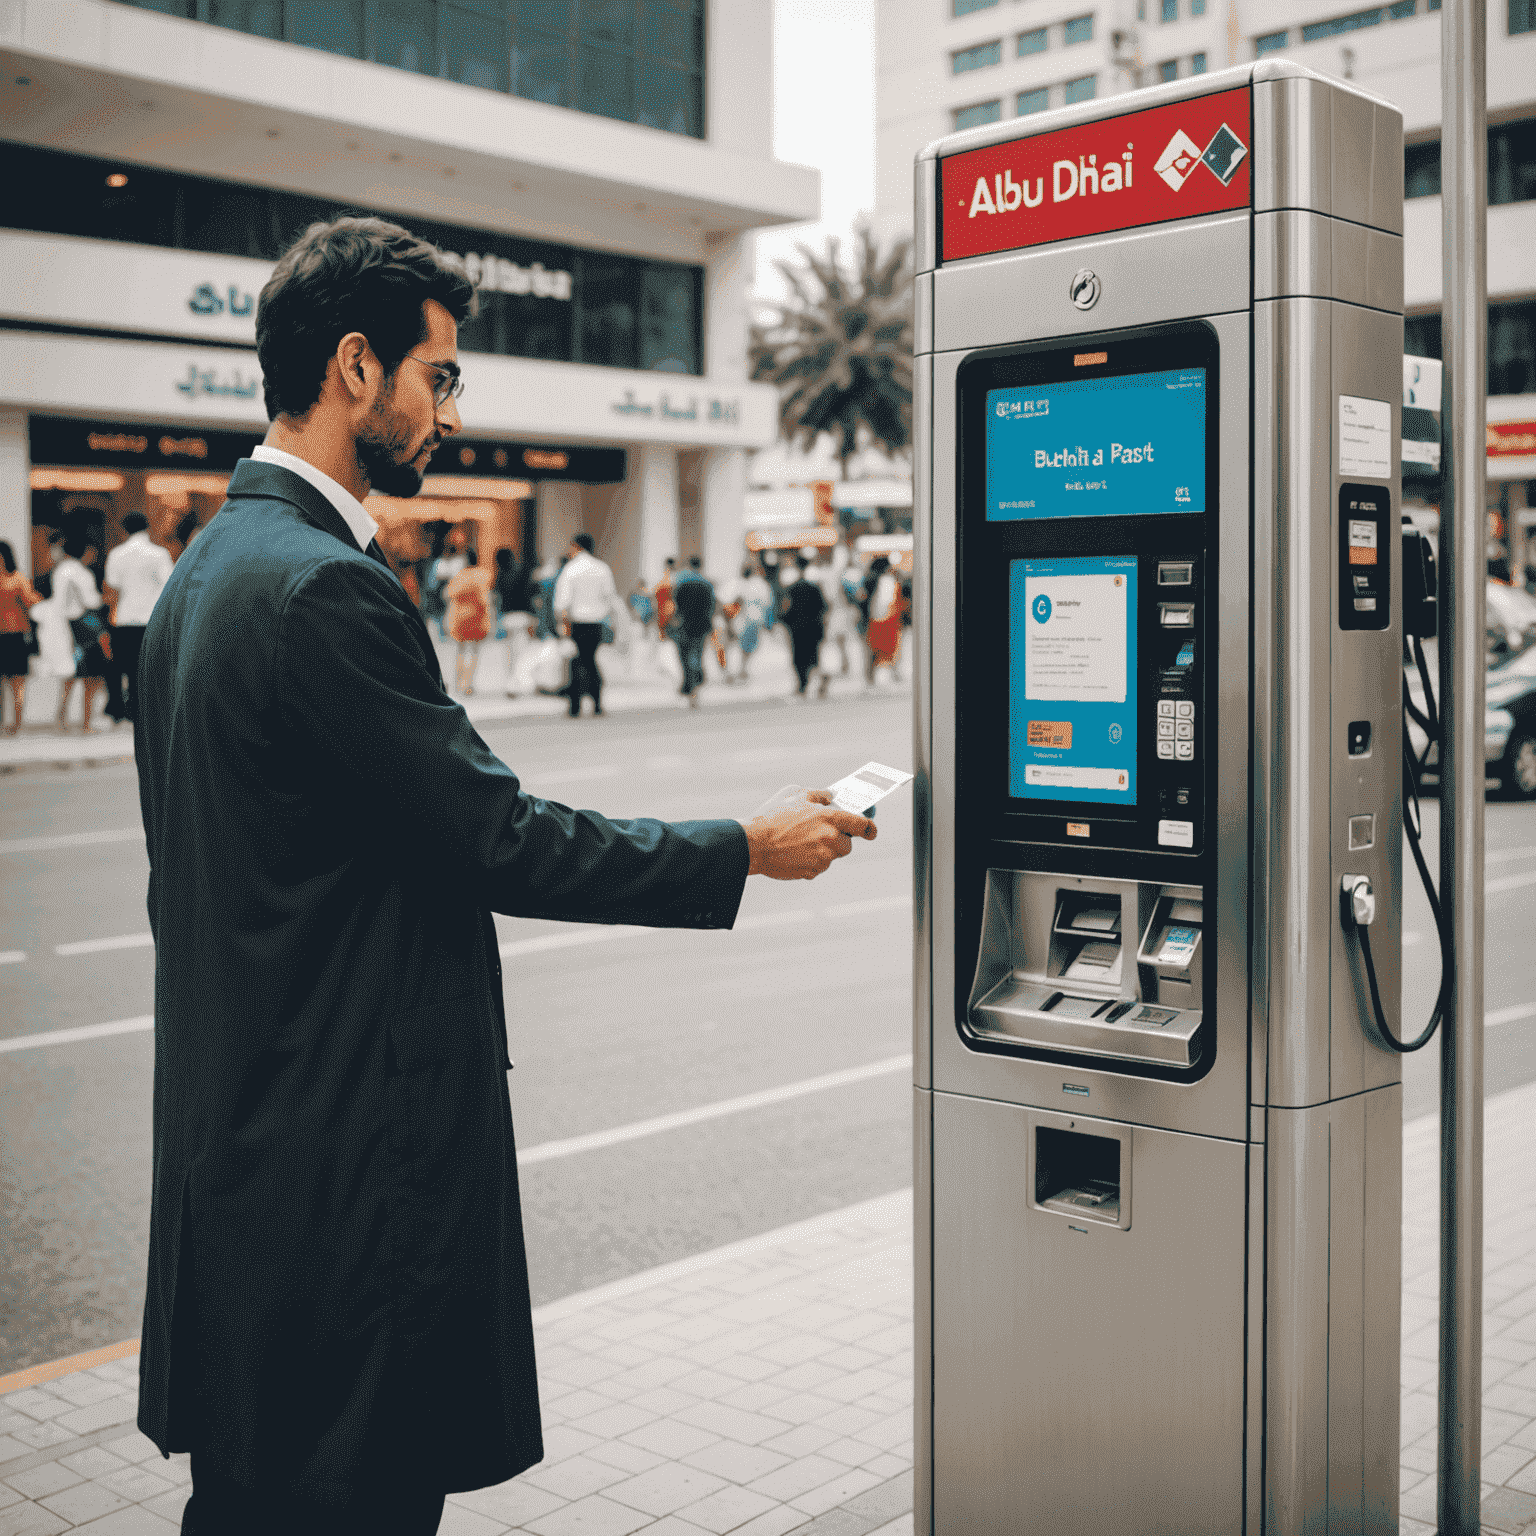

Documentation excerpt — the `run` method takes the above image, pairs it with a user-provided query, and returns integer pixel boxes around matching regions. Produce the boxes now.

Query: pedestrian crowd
[0,504,911,735]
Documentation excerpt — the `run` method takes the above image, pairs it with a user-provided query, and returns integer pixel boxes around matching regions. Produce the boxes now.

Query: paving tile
[58,1447,129,1480]
[436,1503,511,1536]
[523,1492,652,1536]
[628,1388,699,1418]
[44,1376,123,1410]
[1483,1486,1536,1535]
[64,1507,179,1534]
[137,1491,190,1525]
[682,1441,790,1485]
[9,1424,74,1453]
[523,1454,630,1502]
[0,1503,70,1536]
[568,1404,656,1441]
[726,1509,811,1536]
[843,1472,913,1526]
[0,1395,67,1424]
[674,1483,782,1535]
[0,1490,17,1513]
[449,1478,567,1526]
[865,1518,913,1536]
[38,1480,131,1523]
[55,1397,139,1437]
[747,1455,848,1503]
[100,1463,177,1502]
[0,1438,34,1467]
[585,1442,665,1476]
[788,1467,883,1517]
[623,1420,720,1460]
[5,1464,82,1500]
[606,1462,727,1518]
[541,1426,604,1466]
[760,1426,842,1460]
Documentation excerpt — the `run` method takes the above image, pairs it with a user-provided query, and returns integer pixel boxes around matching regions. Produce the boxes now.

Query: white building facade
[875,0,1536,572]
[0,0,818,587]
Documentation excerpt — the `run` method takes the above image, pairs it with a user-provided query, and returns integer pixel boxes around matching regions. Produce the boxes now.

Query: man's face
[357,298,462,498]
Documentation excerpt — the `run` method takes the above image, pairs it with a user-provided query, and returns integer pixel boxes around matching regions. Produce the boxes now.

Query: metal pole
[1437,0,1487,1529]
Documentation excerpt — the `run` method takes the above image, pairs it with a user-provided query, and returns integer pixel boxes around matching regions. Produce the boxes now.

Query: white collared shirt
[103,531,174,627]
[251,445,379,553]
[553,550,619,624]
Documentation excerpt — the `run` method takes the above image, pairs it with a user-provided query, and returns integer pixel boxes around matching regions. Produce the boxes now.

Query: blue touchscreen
[1010,555,1138,806]
[986,368,1206,521]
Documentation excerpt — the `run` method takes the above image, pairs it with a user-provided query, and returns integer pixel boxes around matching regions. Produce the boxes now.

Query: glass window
[1404,140,1441,197]
[1017,86,1050,114]
[1161,0,1176,20]
[1301,8,1383,41]
[207,0,281,37]
[1191,0,1206,13]
[1388,0,1416,15]
[640,263,698,373]
[1063,73,1096,103]
[579,40,633,118]
[286,0,364,55]
[1511,0,1535,31]
[1490,119,1536,204]
[373,0,436,73]
[1064,14,1094,42]
[581,0,634,46]
[1018,26,1047,53]
[513,25,571,105]
[1191,50,1207,71]
[577,253,639,369]
[954,0,1000,13]
[1490,301,1536,395]
[636,58,699,134]
[442,2,508,91]
[641,0,699,67]
[1255,28,1289,52]
[952,39,1003,71]
[181,178,273,258]
[1158,59,1178,80]
[953,100,1003,130]
[113,0,194,13]
[1403,313,1442,361]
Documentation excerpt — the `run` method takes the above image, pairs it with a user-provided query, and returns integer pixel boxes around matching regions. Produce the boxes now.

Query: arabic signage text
[940,87,1252,261]
[610,389,742,427]
[30,416,262,472]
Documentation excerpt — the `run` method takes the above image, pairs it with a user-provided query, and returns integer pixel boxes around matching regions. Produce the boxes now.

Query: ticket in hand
[828,761,915,816]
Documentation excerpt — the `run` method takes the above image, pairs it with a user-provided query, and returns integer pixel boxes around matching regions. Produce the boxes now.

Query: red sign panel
[1487,420,1536,458]
[940,87,1252,262]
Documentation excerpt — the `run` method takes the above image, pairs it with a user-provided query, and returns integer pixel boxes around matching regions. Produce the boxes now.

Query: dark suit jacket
[134,458,749,1502]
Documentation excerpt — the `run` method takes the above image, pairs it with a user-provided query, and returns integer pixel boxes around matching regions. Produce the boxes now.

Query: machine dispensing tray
[970,975,1203,1068]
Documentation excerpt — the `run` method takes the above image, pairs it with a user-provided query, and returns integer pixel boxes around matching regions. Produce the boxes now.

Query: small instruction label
[1157,818,1194,848]
[1339,395,1391,479]
[828,762,914,816]
[1028,720,1073,749]
[1348,519,1379,565]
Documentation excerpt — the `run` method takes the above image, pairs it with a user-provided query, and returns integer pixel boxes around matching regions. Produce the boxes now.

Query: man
[671,554,716,707]
[134,216,875,1535]
[551,530,618,717]
[101,511,174,722]
[781,556,829,699]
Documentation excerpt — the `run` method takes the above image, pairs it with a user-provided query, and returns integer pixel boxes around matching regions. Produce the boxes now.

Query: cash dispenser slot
[1034,1123,1130,1230]
[967,870,1204,1069]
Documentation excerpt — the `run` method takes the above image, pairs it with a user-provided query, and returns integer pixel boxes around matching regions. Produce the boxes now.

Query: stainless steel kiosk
[913,63,1406,1534]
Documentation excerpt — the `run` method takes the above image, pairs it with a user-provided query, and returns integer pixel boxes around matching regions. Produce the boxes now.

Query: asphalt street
[1,689,1534,1378]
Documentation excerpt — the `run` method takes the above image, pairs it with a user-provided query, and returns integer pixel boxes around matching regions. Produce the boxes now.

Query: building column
[700,447,748,585]
[535,480,584,563]
[0,412,30,577]
[635,444,680,585]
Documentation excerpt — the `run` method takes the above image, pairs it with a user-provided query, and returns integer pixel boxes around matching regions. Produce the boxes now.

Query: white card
[828,761,914,815]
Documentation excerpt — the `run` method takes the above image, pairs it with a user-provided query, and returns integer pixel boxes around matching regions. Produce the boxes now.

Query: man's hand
[740,789,876,881]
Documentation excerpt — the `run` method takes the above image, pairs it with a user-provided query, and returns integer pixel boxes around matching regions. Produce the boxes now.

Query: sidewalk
[0,635,903,774]
[4,1081,1535,1534]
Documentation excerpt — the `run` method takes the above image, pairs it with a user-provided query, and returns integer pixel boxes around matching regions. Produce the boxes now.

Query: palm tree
[750,226,913,482]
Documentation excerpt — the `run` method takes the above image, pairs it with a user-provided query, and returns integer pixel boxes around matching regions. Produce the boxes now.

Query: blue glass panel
[513,27,571,104]
[636,58,700,135]
[374,0,435,73]
[1064,14,1094,42]
[1017,87,1049,114]
[1063,73,1096,103]
[286,0,363,55]
[1254,29,1289,52]
[953,100,1002,130]
[953,40,1003,72]
[1301,8,1383,41]
[207,0,281,36]
[1191,50,1207,71]
[1018,26,1047,53]
[954,0,1000,13]
[1158,58,1178,80]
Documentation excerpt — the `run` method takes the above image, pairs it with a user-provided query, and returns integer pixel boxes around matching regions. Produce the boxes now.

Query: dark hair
[495,548,513,569]
[256,216,476,420]
[63,533,90,559]
[572,531,595,553]
[464,548,478,567]
[122,511,148,535]
[689,555,702,570]
[0,540,14,575]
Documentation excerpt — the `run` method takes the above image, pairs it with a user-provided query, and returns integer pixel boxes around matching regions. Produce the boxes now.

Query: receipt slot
[913,63,1405,1534]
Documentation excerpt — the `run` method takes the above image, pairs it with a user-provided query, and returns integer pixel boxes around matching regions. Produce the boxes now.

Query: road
[2,690,1534,1376]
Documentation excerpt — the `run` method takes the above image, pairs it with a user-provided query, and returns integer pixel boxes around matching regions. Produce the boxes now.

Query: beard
[357,394,438,498]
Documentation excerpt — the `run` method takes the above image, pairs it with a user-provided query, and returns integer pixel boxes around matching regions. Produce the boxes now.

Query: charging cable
[1339,628,1453,1054]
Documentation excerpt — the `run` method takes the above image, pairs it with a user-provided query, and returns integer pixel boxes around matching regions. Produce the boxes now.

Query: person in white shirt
[49,534,112,731]
[551,532,619,717]
[102,511,175,722]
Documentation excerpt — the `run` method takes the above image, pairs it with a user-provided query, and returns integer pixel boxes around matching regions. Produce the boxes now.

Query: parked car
[1487,580,1536,660]
[1408,640,1536,799]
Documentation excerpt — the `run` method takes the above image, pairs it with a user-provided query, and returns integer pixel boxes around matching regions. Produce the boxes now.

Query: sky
[753,0,877,304]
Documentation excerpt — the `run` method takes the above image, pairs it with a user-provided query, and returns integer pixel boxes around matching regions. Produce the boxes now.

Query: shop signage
[610,387,742,426]
[30,415,262,471]
[436,438,625,484]
[174,361,262,400]
[188,282,256,317]
[456,253,571,300]
[1487,420,1536,458]
[940,87,1251,261]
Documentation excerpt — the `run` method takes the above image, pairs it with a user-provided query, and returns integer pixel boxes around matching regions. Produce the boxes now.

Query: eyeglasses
[401,354,464,408]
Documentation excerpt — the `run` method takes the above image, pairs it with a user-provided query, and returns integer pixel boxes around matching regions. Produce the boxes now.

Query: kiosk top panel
[941,88,1251,263]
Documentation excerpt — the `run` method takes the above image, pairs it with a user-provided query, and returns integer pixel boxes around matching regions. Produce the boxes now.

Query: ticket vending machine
[913,63,1405,1533]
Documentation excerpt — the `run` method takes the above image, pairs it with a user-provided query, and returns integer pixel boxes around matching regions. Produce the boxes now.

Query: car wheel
[1504,730,1536,800]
